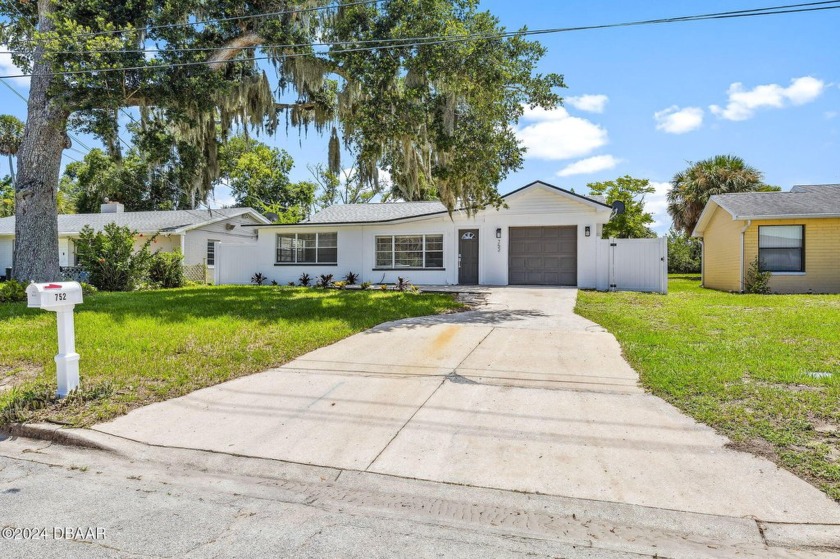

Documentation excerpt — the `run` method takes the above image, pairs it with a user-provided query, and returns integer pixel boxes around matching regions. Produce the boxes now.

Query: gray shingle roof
[305,201,447,223]
[0,208,261,236]
[711,184,840,219]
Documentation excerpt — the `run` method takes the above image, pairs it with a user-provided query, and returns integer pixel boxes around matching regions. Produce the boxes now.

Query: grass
[0,285,462,427]
[575,274,840,501]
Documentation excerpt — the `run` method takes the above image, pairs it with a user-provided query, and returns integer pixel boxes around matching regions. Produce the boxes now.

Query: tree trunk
[13,0,68,282]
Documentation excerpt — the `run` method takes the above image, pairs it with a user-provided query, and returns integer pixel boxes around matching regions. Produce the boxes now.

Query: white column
[54,307,80,397]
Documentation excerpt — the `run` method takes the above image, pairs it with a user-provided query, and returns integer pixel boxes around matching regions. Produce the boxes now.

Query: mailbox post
[26,282,84,397]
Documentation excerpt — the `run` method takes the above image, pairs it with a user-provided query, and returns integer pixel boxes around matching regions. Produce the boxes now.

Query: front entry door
[458,229,479,285]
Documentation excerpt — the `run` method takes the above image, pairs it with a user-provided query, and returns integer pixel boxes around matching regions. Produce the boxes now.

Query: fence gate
[604,237,668,294]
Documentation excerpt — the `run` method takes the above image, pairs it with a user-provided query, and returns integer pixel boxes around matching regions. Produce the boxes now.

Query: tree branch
[207,32,264,70]
[275,102,317,111]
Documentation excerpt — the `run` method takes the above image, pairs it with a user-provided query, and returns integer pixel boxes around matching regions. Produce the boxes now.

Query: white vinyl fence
[596,237,668,294]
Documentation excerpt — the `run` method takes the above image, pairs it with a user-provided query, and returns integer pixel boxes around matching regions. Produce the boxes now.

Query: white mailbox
[26,281,83,397]
[27,281,83,310]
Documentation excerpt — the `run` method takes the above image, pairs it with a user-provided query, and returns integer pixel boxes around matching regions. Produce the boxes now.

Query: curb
[2,423,114,452]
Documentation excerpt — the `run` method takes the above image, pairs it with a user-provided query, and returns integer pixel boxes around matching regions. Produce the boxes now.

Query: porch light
[495,228,502,239]
[585,226,591,237]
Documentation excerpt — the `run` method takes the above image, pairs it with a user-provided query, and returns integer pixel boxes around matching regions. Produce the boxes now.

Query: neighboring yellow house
[693,184,840,294]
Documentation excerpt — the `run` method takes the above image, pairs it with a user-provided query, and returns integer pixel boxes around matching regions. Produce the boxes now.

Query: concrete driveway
[96,287,840,525]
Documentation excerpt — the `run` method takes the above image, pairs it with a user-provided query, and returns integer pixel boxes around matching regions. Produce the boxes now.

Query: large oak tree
[1,0,563,281]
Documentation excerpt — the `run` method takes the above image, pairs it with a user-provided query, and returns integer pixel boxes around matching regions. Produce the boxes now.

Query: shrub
[251,272,267,286]
[397,277,412,292]
[360,281,371,290]
[287,281,295,286]
[298,273,312,287]
[344,271,359,285]
[333,280,347,290]
[379,284,388,291]
[80,283,98,297]
[74,223,153,291]
[148,250,185,289]
[0,279,27,303]
[744,257,771,294]
[667,229,702,274]
[317,274,334,288]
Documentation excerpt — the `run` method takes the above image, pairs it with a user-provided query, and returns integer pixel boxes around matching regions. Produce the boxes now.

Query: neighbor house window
[207,240,218,266]
[375,235,444,269]
[276,232,338,264]
[758,225,804,272]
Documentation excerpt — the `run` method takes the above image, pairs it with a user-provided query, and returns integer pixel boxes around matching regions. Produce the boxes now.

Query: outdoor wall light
[496,228,502,239]
[585,226,591,237]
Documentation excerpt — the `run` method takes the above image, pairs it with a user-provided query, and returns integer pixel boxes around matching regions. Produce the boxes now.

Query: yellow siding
[702,206,744,292]
[743,218,840,294]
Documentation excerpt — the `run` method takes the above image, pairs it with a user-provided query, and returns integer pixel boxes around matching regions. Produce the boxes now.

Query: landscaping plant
[744,257,771,294]
[251,273,267,286]
[74,223,153,291]
[0,279,26,303]
[333,281,347,290]
[298,273,312,287]
[344,272,360,285]
[317,274,334,288]
[148,250,185,289]
[360,281,372,290]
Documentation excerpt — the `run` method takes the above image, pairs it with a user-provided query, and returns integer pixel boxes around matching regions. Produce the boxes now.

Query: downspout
[699,239,704,287]
[739,220,751,292]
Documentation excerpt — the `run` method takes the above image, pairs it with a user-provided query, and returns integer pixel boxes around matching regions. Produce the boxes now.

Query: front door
[458,229,479,285]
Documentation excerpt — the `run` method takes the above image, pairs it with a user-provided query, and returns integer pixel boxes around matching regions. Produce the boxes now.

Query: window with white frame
[206,240,218,266]
[758,225,804,273]
[375,234,444,269]
[276,232,338,264]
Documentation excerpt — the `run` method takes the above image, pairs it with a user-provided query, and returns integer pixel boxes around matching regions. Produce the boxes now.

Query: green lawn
[0,286,462,427]
[576,275,840,500]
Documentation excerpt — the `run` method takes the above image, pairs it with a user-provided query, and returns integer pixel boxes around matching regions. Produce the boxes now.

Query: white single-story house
[0,201,269,278]
[217,181,616,287]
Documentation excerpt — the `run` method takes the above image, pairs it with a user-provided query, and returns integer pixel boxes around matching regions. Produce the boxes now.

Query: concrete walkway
[96,287,840,529]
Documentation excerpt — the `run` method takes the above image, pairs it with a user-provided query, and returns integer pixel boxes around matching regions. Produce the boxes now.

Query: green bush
[74,223,153,291]
[0,279,27,303]
[744,256,771,294]
[667,229,701,273]
[148,250,185,289]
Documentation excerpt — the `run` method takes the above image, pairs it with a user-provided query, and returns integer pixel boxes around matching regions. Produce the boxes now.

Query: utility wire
[4,0,837,56]
[6,0,384,43]
[0,78,93,152]
[0,2,838,79]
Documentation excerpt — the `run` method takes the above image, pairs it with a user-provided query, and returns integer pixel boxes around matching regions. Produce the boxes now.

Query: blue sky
[1,1,838,233]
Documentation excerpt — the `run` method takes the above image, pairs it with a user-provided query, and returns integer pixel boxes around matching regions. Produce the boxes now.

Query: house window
[207,240,218,267]
[758,225,804,272]
[375,235,444,269]
[276,232,338,264]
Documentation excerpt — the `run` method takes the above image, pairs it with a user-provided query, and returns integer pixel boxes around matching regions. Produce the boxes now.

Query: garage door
[509,226,577,286]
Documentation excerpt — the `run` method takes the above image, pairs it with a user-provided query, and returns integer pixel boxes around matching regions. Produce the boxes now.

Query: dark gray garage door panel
[509,226,577,285]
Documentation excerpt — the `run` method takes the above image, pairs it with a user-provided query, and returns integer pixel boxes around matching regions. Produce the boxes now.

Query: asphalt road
[1,433,835,559]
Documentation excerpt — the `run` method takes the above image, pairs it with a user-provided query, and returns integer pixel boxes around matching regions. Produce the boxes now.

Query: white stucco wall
[183,213,262,266]
[216,184,612,287]
[0,237,12,276]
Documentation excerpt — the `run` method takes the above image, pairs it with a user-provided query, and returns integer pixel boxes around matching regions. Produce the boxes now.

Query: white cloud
[644,181,673,234]
[0,47,30,88]
[565,94,609,113]
[710,76,825,121]
[654,106,704,134]
[825,110,838,120]
[555,155,621,177]
[516,106,608,160]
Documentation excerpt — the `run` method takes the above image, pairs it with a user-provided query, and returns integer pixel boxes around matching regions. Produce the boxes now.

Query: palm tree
[0,115,25,185]
[667,155,774,235]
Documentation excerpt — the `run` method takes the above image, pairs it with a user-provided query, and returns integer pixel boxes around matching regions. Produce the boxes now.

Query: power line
[11,0,383,43]
[0,77,93,153]
[0,2,837,80]
[4,0,837,56]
